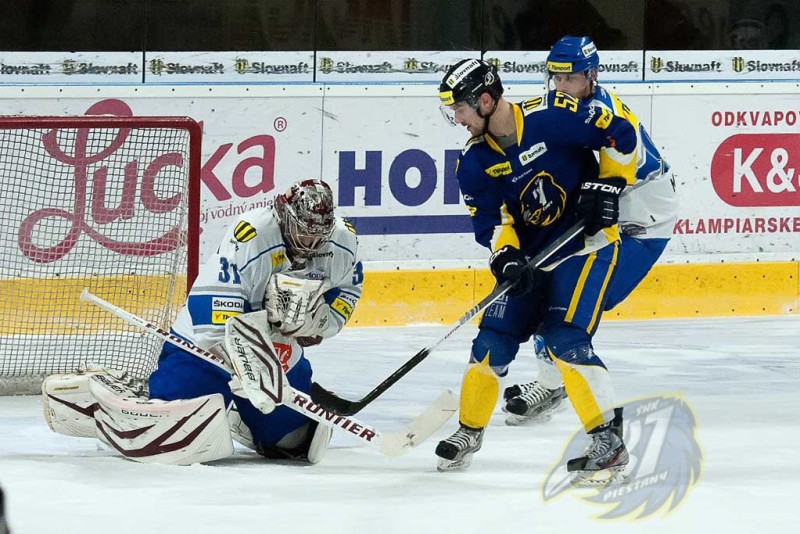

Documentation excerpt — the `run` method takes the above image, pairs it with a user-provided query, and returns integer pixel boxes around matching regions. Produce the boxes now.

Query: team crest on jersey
[541,393,703,522]
[519,171,566,227]
[234,221,257,243]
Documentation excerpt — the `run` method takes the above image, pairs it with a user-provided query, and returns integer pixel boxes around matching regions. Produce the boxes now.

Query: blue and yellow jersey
[591,85,667,182]
[456,90,637,264]
[590,85,678,239]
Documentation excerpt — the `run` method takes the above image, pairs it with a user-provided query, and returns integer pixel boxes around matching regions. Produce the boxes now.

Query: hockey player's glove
[575,177,627,236]
[489,245,542,297]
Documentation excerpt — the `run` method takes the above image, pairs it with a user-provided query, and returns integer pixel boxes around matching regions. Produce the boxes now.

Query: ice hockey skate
[567,417,629,487]
[435,424,484,472]
[502,381,568,426]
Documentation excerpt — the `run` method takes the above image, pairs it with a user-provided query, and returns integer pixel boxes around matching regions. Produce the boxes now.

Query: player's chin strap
[477,96,499,136]
[79,290,458,457]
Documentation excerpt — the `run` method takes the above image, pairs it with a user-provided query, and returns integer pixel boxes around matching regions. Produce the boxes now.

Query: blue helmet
[547,36,599,74]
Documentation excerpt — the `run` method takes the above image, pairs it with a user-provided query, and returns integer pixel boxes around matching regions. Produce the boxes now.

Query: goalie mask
[274,180,335,258]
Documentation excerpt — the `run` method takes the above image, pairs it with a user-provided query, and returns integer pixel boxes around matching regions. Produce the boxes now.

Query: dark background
[0,0,796,52]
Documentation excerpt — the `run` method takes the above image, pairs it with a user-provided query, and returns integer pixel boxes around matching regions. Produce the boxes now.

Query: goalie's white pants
[43,371,234,465]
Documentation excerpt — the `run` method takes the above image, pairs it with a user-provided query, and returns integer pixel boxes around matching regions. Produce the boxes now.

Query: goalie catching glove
[265,271,330,340]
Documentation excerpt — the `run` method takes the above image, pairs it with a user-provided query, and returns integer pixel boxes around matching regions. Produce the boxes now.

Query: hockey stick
[310,219,586,416]
[80,289,458,457]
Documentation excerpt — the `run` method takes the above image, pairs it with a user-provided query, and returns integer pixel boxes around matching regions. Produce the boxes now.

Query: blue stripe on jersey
[329,240,355,258]
[240,244,284,272]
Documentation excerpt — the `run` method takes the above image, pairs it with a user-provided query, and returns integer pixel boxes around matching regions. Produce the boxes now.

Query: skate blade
[436,452,474,472]
[503,399,568,426]
[504,411,554,426]
[569,468,630,488]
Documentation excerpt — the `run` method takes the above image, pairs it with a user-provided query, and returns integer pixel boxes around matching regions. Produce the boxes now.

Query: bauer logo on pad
[541,393,703,521]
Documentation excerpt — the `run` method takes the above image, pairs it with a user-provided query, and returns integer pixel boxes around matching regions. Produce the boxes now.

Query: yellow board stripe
[565,252,597,323]
[587,242,619,333]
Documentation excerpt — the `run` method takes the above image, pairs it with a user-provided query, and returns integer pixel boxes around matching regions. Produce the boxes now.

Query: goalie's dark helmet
[438,59,503,109]
[274,179,335,258]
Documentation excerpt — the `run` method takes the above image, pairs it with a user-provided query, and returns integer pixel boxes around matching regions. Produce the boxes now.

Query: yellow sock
[459,357,499,428]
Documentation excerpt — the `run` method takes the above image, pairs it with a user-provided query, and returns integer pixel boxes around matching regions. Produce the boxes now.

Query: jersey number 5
[554,92,578,112]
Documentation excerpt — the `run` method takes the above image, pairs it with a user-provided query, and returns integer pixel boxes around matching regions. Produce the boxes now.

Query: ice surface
[1,316,799,533]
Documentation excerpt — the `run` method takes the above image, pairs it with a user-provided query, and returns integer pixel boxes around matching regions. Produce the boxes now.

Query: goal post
[0,116,201,394]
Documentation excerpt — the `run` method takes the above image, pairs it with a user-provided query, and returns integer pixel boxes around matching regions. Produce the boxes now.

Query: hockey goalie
[42,180,363,465]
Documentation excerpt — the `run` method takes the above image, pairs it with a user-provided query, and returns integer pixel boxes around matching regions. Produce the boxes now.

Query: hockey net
[0,116,200,394]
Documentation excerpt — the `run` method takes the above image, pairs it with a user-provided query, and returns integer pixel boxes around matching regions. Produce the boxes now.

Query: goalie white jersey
[171,206,362,363]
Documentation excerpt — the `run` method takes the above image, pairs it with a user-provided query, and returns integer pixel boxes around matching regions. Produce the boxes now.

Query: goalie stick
[79,289,458,457]
[310,219,586,416]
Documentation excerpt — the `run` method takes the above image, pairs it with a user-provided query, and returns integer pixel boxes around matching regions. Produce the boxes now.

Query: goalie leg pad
[90,373,234,465]
[42,369,128,438]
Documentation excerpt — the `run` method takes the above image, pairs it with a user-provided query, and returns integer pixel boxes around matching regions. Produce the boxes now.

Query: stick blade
[310,382,362,416]
[379,389,459,456]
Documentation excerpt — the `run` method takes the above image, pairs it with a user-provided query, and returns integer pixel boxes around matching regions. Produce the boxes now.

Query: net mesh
[0,119,196,387]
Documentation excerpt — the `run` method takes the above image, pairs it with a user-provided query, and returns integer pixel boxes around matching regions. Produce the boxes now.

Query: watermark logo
[542,393,703,521]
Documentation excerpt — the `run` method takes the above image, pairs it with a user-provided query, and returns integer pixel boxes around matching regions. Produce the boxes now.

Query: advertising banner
[315,51,477,83]
[0,52,141,84]
[646,50,800,81]
[144,51,315,83]
[0,89,323,262]
[654,90,800,255]
[0,83,797,267]
[485,51,643,83]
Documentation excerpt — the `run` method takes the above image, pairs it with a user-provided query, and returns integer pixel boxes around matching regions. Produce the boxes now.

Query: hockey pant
[149,340,313,453]
[464,242,620,432]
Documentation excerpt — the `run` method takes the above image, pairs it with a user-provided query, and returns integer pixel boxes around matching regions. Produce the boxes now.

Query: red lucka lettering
[18,124,183,263]
[754,218,765,232]
[741,218,753,233]
[709,219,722,233]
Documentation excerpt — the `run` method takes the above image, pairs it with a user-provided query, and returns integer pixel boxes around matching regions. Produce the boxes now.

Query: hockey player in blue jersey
[504,36,679,426]
[436,58,636,482]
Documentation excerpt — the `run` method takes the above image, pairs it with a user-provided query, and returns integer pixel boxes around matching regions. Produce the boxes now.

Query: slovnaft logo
[148,59,224,76]
[542,393,703,521]
[234,57,310,75]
